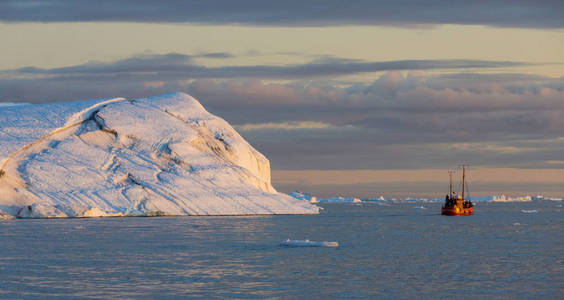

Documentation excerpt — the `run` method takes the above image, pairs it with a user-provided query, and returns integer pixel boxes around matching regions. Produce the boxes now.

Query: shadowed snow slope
[0,92,318,218]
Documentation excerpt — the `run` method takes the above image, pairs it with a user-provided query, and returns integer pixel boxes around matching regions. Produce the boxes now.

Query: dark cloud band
[6,53,529,79]
[1,0,563,28]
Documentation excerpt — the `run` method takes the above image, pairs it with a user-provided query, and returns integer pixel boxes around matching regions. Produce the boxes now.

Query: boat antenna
[448,170,455,197]
[465,181,471,201]
[460,164,469,201]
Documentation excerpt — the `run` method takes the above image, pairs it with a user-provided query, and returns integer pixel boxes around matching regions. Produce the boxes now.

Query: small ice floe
[513,222,524,226]
[521,209,538,214]
[280,239,339,247]
[411,205,426,210]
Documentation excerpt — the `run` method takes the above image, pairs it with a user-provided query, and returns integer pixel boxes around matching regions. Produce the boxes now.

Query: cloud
[143,81,165,88]
[1,54,563,170]
[1,0,563,29]
[0,53,534,105]
[272,168,564,185]
[6,53,527,80]
[2,61,563,138]
[181,74,564,171]
[196,52,233,59]
[235,121,334,131]
[448,143,534,154]
[394,86,564,111]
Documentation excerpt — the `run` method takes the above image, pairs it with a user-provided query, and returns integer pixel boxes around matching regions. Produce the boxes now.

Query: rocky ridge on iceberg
[0,92,318,218]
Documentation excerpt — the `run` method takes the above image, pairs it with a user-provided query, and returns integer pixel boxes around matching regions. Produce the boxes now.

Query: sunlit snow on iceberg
[0,92,319,218]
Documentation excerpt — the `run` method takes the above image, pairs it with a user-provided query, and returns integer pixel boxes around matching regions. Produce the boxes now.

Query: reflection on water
[0,202,563,298]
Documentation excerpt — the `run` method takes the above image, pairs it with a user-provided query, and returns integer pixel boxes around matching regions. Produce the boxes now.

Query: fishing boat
[442,165,474,216]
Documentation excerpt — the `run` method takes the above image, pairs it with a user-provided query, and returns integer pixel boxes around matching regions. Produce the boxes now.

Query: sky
[1,0,564,197]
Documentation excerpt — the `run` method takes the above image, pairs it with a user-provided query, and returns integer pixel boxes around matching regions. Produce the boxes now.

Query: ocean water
[1,201,563,299]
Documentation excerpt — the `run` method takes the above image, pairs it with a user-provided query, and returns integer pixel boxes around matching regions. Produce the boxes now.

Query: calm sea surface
[1,201,563,299]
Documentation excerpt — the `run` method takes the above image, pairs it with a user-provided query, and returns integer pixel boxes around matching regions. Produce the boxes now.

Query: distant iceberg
[317,196,362,203]
[289,191,562,205]
[471,195,562,202]
[288,191,318,203]
[288,192,362,204]
[471,195,532,202]
[0,92,319,218]
[280,239,339,247]
[411,205,427,210]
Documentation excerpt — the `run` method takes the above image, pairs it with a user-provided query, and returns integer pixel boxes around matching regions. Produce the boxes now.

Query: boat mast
[448,170,454,197]
[461,165,466,201]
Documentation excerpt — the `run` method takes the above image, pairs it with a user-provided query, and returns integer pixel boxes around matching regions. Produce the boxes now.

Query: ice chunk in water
[281,239,339,247]
[521,210,538,214]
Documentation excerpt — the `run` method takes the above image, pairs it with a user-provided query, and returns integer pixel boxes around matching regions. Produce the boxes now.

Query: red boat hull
[441,206,473,216]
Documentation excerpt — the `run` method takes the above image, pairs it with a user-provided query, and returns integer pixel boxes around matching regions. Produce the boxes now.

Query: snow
[288,191,318,203]
[317,196,362,203]
[280,239,339,247]
[0,92,319,218]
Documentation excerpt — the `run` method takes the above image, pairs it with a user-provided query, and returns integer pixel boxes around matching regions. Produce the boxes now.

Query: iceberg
[471,195,562,202]
[288,192,361,204]
[471,195,532,202]
[363,195,561,203]
[280,239,339,247]
[0,92,319,218]
[317,196,362,203]
[289,189,562,207]
[411,205,427,210]
[288,191,318,203]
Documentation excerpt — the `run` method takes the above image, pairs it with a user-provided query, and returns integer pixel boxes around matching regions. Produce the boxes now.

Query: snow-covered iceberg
[0,92,319,218]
